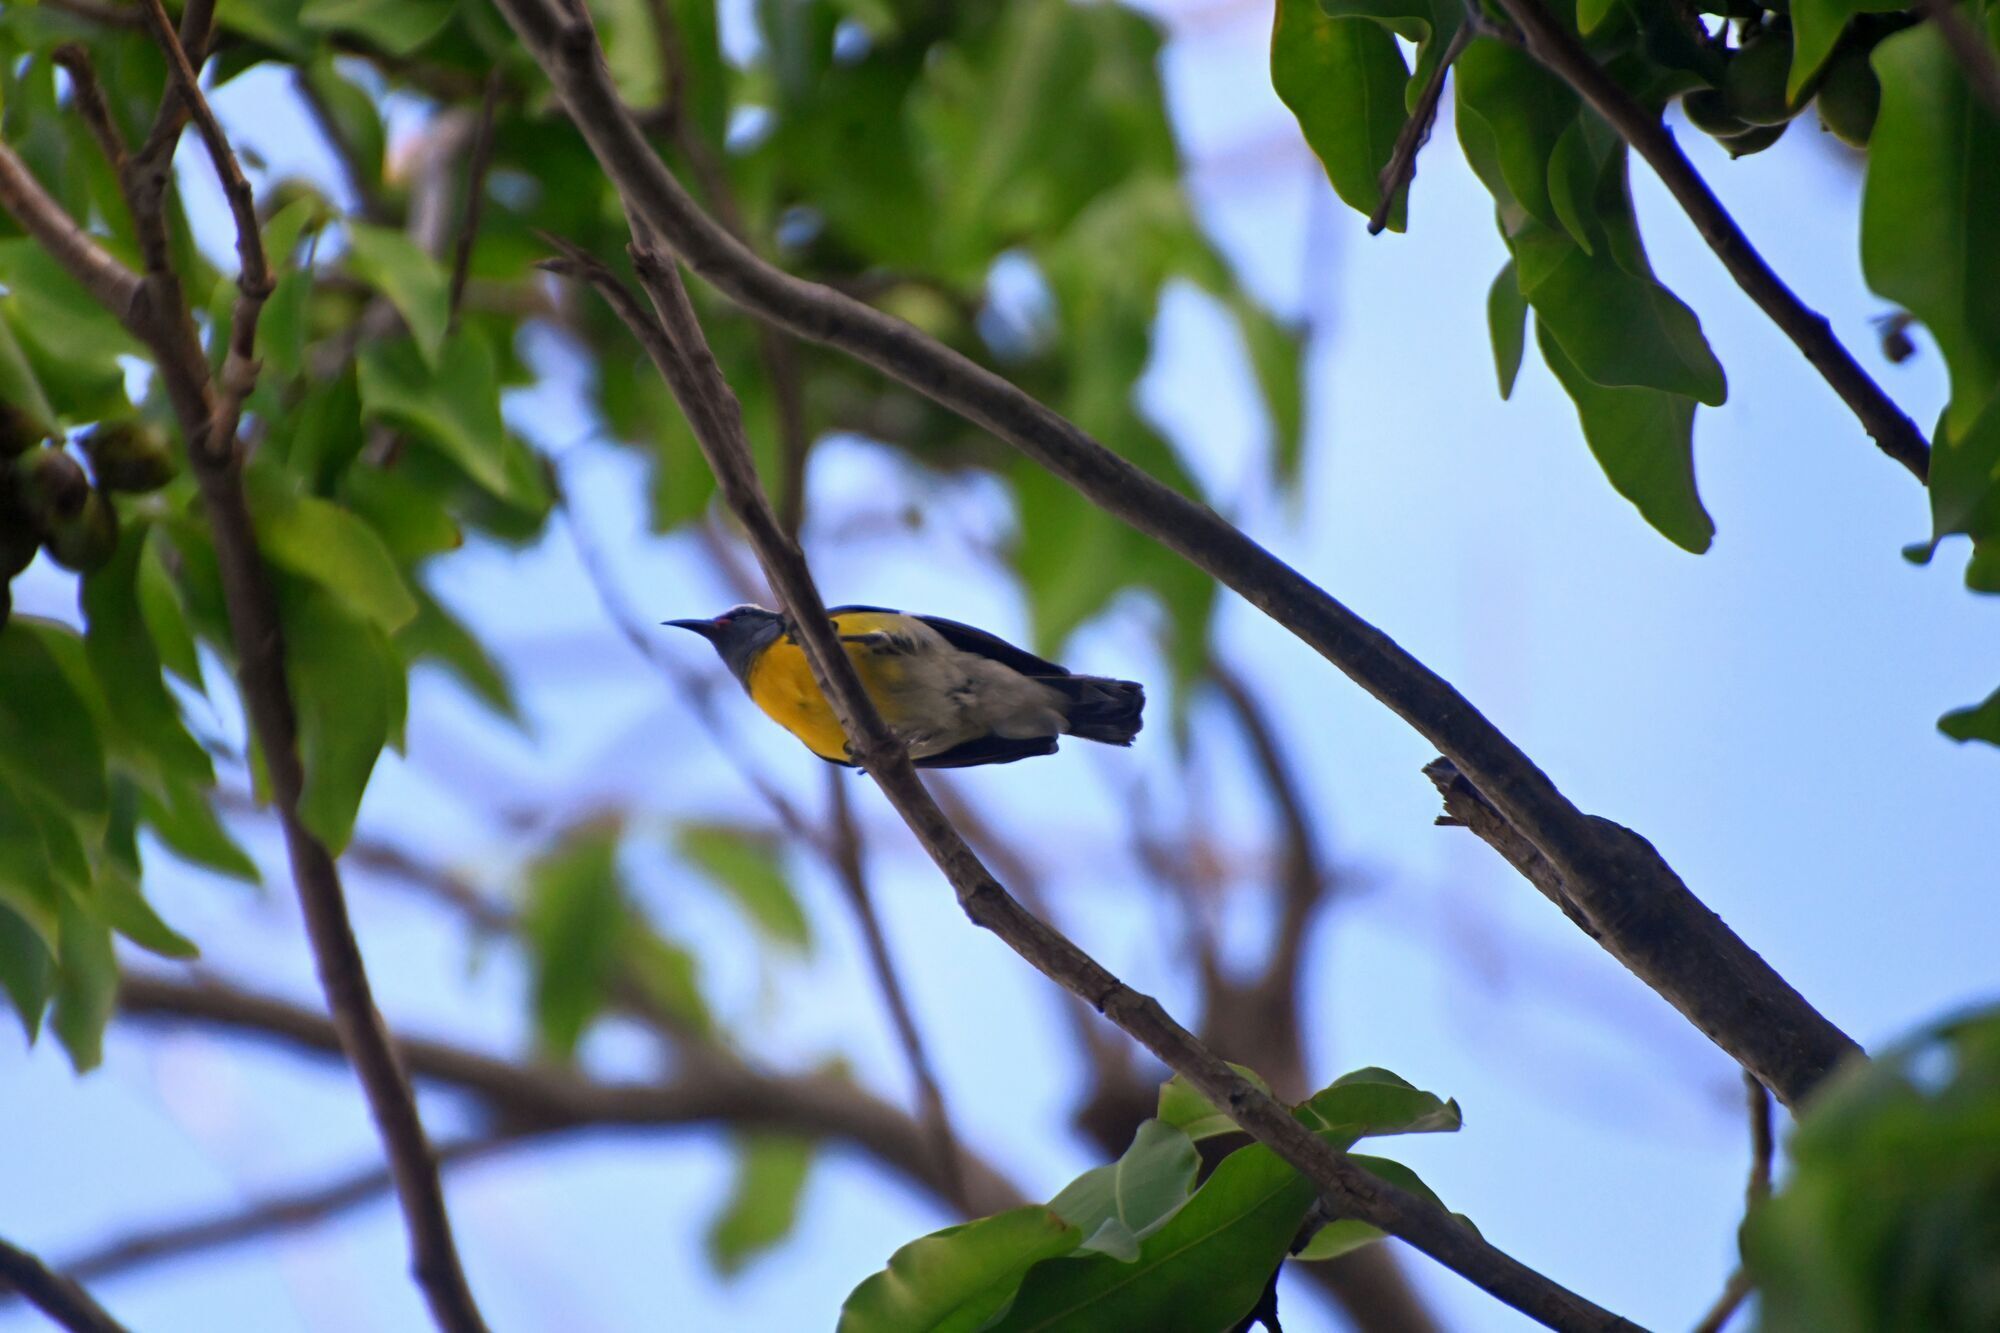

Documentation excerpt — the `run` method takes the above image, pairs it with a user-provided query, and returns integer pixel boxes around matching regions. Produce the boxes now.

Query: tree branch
[0,70,488,1333]
[115,973,1027,1218]
[0,1238,128,1333]
[1484,0,1931,480]
[447,70,506,334]
[1690,1074,1774,1333]
[492,0,1862,1116]
[544,239,1636,1333]
[1368,22,1473,235]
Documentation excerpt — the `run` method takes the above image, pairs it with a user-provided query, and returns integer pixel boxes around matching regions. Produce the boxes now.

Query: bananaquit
[666,604,1144,769]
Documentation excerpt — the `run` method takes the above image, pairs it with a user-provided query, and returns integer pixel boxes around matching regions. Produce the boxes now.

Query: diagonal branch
[1484,0,1931,481]
[547,239,1637,1332]
[491,0,1860,1114]
[1368,22,1474,235]
[0,89,487,1333]
[0,1238,128,1333]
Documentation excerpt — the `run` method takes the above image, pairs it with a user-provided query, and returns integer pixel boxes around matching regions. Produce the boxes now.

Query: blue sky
[4,2,1996,1331]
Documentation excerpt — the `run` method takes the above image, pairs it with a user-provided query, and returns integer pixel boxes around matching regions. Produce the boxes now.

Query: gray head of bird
[664,604,786,683]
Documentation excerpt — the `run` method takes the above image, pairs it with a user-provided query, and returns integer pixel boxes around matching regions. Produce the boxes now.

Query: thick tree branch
[494,0,1861,1117]
[1484,0,1931,480]
[0,1238,128,1333]
[0,83,486,1333]
[1424,759,1854,1108]
[545,242,1635,1332]
[115,973,1026,1218]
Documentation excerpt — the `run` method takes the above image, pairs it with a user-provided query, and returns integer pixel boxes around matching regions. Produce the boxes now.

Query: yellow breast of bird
[744,611,920,762]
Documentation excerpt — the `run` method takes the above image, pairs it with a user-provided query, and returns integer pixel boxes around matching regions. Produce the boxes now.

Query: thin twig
[1368,23,1473,235]
[0,77,488,1333]
[448,70,507,334]
[1486,0,1931,480]
[550,239,1637,1333]
[1916,0,2000,119]
[50,46,130,169]
[493,0,1863,1113]
[1745,1072,1774,1208]
[129,0,217,222]
[0,1238,129,1333]
[825,772,969,1209]
[293,68,392,222]
[1691,1269,1754,1333]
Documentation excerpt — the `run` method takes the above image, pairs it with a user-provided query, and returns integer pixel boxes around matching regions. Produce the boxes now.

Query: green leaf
[1789,0,1905,101]
[707,1135,815,1275]
[1538,319,1714,553]
[340,465,464,563]
[138,526,204,689]
[1320,0,1464,105]
[358,334,546,509]
[837,1207,1082,1333]
[345,224,451,367]
[989,1141,1314,1333]
[522,821,625,1059]
[1156,1064,1273,1143]
[301,0,456,57]
[1574,0,1622,36]
[88,865,198,959]
[396,590,520,723]
[280,583,398,852]
[300,55,385,196]
[1048,1119,1201,1261]
[1272,0,1411,230]
[142,780,261,885]
[1454,39,1579,234]
[676,822,810,952]
[1487,259,1527,399]
[216,0,316,55]
[1295,1067,1463,1144]
[245,464,419,633]
[1226,294,1306,483]
[622,923,711,1038]
[0,309,57,436]
[0,618,109,814]
[1293,1153,1465,1261]
[0,900,53,1042]
[52,895,117,1072]
[1939,685,2000,746]
[81,525,214,789]
[0,774,67,954]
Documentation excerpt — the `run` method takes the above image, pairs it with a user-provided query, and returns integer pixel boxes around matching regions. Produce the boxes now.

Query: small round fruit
[1,507,37,577]
[44,489,119,573]
[1816,48,1880,146]
[0,402,46,458]
[1724,35,1800,126]
[14,446,90,527]
[1722,119,1790,157]
[83,420,178,493]
[1684,88,1753,139]
[0,579,11,630]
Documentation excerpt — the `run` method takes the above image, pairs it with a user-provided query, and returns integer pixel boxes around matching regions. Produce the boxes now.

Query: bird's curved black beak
[664,618,722,641]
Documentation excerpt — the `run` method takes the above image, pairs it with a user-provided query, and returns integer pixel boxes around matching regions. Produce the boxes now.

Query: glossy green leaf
[359,335,545,509]
[1320,0,1464,104]
[51,896,117,1072]
[281,583,398,852]
[522,821,625,1058]
[1156,1064,1272,1143]
[345,224,451,367]
[676,822,810,952]
[837,1207,1082,1333]
[1047,1119,1200,1261]
[301,0,455,57]
[1538,319,1714,553]
[1296,1067,1463,1144]
[990,1141,1313,1333]
[707,1135,815,1275]
[1488,259,1527,399]
[245,465,420,633]
[1272,0,1411,230]
[1455,39,1579,233]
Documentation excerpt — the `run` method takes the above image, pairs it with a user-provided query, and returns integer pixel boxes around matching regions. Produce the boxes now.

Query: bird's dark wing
[827,605,1069,677]
[914,734,1061,769]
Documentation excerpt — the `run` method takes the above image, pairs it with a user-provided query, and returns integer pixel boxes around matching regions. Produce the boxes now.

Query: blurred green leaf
[1538,319,1714,553]
[0,310,57,436]
[88,866,198,959]
[137,527,204,690]
[1047,1119,1200,1261]
[837,1207,1082,1333]
[142,779,261,885]
[1225,293,1306,483]
[300,55,386,193]
[707,1134,815,1275]
[302,0,456,57]
[216,0,316,55]
[279,582,399,852]
[0,773,66,953]
[359,334,545,509]
[51,895,116,1072]
[1488,259,1527,399]
[1789,0,1906,100]
[0,618,109,815]
[676,822,810,952]
[396,589,520,723]
[0,900,53,1042]
[340,466,464,563]
[346,224,452,367]
[522,821,625,1059]
[622,924,711,1037]
[1939,685,2000,746]
[990,1140,1314,1333]
[1156,1064,1272,1143]
[1272,0,1411,230]
[81,522,214,788]
[246,464,420,633]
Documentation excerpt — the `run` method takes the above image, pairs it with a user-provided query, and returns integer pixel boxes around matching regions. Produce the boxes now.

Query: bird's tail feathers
[1043,675,1144,745]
